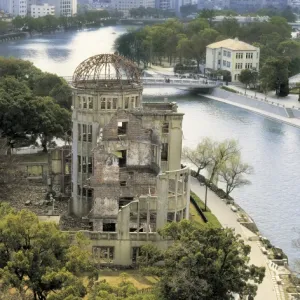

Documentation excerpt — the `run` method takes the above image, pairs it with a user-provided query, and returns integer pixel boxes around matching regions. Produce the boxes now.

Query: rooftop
[207,38,258,51]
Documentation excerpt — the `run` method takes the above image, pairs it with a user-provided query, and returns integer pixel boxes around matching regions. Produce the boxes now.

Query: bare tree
[182,138,214,176]
[209,139,240,183]
[218,156,253,198]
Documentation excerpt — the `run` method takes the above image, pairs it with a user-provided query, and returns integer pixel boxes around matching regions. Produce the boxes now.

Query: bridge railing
[62,76,220,87]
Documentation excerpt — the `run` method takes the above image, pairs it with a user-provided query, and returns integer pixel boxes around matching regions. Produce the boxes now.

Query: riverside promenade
[190,177,283,300]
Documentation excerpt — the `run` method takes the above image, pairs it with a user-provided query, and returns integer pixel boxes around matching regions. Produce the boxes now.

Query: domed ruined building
[71,53,190,265]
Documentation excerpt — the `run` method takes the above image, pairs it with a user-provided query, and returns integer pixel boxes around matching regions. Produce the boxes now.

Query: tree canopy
[0,204,93,300]
[0,57,72,151]
[139,220,265,300]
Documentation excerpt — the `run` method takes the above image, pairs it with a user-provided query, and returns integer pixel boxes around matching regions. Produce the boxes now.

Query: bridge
[62,76,220,90]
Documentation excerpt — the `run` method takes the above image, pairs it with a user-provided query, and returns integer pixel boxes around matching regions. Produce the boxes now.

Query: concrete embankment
[204,88,300,129]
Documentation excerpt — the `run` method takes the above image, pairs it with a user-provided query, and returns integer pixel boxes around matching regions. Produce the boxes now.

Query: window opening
[101,98,106,109]
[77,185,81,196]
[88,125,92,142]
[113,98,118,109]
[161,143,168,161]
[103,223,116,232]
[118,150,127,167]
[118,121,128,135]
[120,181,127,186]
[82,156,87,173]
[88,157,93,174]
[88,97,93,109]
[82,97,87,109]
[78,124,81,141]
[119,197,134,208]
[78,155,81,172]
[82,124,87,141]
[162,122,169,134]
[125,97,129,109]
[107,98,111,109]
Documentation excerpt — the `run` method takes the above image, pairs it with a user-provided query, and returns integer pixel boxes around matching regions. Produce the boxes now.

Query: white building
[47,0,77,16]
[205,38,260,82]
[31,3,55,17]
[0,0,27,16]
[111,0,155,17]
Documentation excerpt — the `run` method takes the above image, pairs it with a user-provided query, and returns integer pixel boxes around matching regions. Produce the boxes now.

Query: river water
[1,26,300,266]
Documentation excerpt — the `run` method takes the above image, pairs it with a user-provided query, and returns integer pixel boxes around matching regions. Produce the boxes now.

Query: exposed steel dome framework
[72,53,141,89]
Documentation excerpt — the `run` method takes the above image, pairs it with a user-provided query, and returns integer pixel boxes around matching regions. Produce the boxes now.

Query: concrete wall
[211,89,288,118]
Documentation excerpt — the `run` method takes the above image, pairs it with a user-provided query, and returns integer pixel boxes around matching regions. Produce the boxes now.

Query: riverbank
[204,88,300,129]
[190,176,288,300]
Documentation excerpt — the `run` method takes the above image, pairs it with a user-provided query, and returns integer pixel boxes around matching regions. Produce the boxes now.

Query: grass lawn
[94,270,158,289]
[190,191,222,228]
[221,86,238,93]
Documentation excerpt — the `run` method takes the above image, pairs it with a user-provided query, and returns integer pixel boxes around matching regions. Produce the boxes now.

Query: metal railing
[62,76,220,88]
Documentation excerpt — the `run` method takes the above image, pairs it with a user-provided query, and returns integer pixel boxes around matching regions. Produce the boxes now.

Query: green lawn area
[190,191,222,228]
[221,86,238,93]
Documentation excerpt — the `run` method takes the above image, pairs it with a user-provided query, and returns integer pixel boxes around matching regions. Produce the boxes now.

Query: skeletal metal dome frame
[72,53,141,89]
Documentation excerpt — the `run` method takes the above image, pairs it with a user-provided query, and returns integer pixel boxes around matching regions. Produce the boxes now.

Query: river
[1,25,300,266]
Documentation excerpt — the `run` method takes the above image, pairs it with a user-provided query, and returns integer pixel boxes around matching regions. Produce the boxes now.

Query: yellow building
[206,38,260,82]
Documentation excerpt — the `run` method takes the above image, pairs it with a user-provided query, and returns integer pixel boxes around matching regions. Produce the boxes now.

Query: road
[190,177,281,300]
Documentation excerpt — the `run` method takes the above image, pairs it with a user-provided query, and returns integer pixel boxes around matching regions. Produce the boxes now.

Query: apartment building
[0,0,27,16]
[110,0,155,17]
[31,3,55,17]
[47,0,77,16]
[206,38,260,82]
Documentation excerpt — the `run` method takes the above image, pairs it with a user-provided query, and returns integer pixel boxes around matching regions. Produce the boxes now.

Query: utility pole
[204,183,208,211]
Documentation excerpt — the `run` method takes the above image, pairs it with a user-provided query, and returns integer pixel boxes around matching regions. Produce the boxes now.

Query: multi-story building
[31,3,55,17]
[110,0,155,17]
[47,0,77,16]
[0,0,27,16]
[206,38,260,82]
[70,53,190,265]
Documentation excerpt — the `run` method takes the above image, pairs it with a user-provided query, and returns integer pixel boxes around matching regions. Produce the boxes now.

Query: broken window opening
[161,143,168,161]
[88,97,93,109]
[162,122,169,134]
[82,156,87,173]
[107,98,111,109]
[88,125,92,142]
[118,150,127,167]
[82,97,87,109]
[78,155,81,172]
[118,121,128,135]
[119,197,133,208]
[88,157,93,174]
[120,181,127,187]
[82,124,87,142]
[103,223,116,232]
[131,96,135,108]
[93,246,114,263]
[77,96,81,108]
[125,97,129,109]
[101,98,106,109]
[78,124,81,141]
[132,247,141,263]
[113,98,118,109]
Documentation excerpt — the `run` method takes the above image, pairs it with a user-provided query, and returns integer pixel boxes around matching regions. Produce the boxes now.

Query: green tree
[209,139,240,183]
[198,9,215,26]
[0,206,93,300]
[259,57,290,97]
[155,221,265,300]
[182,137,213,176]
[31,97,71,152]
[239,69,254,94]
[218,156,253,198]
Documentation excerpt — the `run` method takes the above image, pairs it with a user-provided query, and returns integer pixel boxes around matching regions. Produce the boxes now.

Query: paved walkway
[228,85,300,109]
[190,177,282,300]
